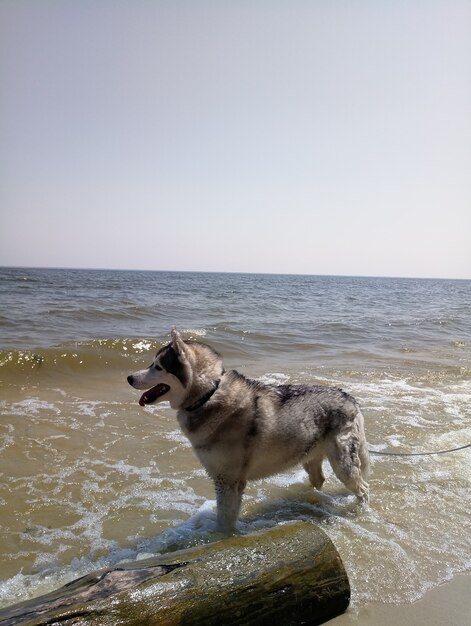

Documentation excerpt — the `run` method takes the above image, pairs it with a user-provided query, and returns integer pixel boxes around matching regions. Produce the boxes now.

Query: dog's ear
[171,327,187,356]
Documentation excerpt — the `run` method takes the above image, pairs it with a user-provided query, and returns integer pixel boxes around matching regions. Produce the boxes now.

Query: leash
[369,442,471,457]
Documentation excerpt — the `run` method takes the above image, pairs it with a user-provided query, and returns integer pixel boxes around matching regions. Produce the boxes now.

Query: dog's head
[127,328,224,409]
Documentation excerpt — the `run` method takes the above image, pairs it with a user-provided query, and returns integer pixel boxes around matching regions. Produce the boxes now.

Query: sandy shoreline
[329,572,471,625]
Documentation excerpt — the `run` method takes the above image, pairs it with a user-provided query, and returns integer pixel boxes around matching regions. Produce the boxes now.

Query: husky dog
[127,328,369,531]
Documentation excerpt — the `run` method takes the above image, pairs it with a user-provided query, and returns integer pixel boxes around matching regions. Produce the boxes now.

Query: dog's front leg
[214,477,246,532]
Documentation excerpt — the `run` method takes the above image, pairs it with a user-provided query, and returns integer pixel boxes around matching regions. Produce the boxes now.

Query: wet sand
[329,572,471,626]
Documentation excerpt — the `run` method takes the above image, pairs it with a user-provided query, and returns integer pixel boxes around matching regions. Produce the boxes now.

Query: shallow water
[0,268,470,609]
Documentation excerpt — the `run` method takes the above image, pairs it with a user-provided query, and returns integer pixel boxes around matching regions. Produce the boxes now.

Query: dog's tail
[357,409,370,478]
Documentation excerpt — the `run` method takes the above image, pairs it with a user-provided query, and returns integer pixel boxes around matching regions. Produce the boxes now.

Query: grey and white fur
[127,328,370,531]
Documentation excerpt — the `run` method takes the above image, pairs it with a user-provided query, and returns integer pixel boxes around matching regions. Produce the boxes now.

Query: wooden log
[0,521,350,626]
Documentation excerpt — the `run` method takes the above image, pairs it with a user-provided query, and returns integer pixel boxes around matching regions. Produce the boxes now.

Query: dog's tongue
[139,384,170,406]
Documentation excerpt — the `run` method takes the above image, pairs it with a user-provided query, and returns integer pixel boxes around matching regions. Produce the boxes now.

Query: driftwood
[0,521,350,626]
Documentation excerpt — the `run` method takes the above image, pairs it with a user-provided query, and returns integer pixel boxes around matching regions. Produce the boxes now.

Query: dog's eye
[154,364,162,371]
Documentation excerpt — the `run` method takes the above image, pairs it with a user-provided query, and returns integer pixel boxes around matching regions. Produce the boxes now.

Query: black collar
[184,379,221,412]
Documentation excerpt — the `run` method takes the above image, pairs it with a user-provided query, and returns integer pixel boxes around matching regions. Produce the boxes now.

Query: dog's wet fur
[128,328,369,531]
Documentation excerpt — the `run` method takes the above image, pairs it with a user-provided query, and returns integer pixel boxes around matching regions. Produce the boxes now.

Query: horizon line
[1,264,469,282]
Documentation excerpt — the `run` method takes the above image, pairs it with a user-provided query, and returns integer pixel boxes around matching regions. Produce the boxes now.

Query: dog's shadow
[242,480,361,528]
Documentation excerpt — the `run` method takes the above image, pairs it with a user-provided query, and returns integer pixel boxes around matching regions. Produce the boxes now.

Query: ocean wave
[0,331,308,380]
[0,339,160,378]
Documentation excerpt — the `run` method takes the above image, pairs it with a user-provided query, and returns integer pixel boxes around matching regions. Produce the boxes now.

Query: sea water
[0,268,470,609]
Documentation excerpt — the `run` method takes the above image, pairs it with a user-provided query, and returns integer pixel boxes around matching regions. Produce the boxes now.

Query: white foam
[132,340,153,352]
[182,328,207,338]
[267,469,306,487]
[1,398,61,416]
[143,401,171,414]
[163,430,191,446]
[257,372,290,385]
[76,401,102,417]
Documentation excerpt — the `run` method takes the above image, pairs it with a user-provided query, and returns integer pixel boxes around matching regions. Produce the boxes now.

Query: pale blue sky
[1,0,470,278]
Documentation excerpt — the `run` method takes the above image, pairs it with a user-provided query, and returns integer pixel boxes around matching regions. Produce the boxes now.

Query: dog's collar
[184,379,221,412]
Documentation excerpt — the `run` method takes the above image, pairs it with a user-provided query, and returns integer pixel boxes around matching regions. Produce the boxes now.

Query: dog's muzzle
[127,375,170,406]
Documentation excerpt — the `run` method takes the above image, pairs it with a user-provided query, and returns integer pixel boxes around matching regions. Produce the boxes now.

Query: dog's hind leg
[326,431,369,503]
[303,448,326,490]
[214,478,246,532]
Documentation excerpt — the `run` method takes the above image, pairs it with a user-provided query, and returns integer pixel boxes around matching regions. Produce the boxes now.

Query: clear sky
[1,1,470,279]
